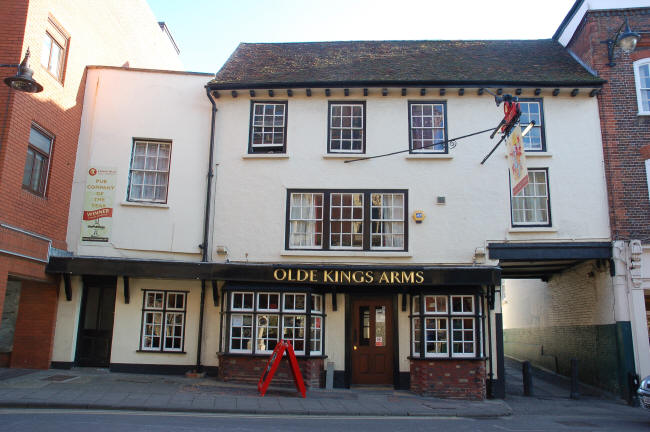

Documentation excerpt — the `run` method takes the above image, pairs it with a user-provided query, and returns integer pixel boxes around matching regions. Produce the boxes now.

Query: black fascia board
[553,0,585,41]
[207,79,605,91]
[488,241,612,261]
[46,256,500,286]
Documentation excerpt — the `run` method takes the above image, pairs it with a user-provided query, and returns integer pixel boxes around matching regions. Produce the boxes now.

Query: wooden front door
[350,296,394,385]
[76,277,116,367]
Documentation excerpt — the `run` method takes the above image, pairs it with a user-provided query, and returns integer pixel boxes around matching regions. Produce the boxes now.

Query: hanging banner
[506,126,529,196]
[81,167,117,242]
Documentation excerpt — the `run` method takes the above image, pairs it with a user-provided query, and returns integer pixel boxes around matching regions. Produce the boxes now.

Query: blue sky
[148,0,576,74]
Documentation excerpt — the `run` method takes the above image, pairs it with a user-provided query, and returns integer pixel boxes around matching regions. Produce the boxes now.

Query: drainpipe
[195,87,217,372]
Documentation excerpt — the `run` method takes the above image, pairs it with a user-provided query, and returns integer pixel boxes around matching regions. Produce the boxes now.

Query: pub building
[45,37,610,400]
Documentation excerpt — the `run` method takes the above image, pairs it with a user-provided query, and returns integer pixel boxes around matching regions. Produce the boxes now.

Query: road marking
[0,408,470,421]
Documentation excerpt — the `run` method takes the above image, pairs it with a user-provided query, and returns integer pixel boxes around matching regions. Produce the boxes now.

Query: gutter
[194,87,218,372]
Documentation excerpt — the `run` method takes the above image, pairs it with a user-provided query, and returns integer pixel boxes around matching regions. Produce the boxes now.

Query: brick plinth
[410,358,486,400]
[218,354,324,388]
[9,280,59,369]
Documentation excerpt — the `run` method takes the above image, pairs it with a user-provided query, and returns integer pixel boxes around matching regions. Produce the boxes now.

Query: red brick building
[552,1,650,397]
[0,0,182,369]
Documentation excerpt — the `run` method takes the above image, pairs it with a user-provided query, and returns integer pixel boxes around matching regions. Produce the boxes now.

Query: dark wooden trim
[344,293,351,388]
[392,294,400,389]
[63,273,72,301]
[488,241,612,261]
[492,312,506,399]
[247,100,288,154]
[51,361,73,370]
[123,276,130,304]
[48,258,501,286]
[140,290,188,353]
[327,101,366,154]
[211,280,219,307]
[207,79,606,91]
[127,138,172,204]
[285,188,409,252]
[407,100,448,154]
[509,167,552,228]
[109,363,196,375]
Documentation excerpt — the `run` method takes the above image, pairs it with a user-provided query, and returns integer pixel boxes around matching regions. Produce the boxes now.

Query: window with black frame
[225,291,324,356]
[410,293,483,359]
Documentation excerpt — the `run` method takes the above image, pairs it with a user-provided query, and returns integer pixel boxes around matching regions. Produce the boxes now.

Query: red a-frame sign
[257,340,306,398]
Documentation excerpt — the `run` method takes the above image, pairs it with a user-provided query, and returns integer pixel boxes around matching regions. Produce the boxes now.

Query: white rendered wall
[211,89,610,265]
[67,68,213,259]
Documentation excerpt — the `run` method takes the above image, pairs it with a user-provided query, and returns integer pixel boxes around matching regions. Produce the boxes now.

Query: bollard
[627,372,640,407]
[570,358,580,399]
[523,361,533,396]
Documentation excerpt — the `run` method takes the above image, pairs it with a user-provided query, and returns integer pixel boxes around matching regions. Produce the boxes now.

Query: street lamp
[1,48,43,93]
[602,18,641,67]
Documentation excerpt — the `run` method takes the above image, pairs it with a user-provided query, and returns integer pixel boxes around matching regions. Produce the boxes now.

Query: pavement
[0,358,640,419]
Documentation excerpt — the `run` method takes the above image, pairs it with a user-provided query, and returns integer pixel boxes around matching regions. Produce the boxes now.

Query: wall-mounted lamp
[1,48,43,93]
[602,18,641,67]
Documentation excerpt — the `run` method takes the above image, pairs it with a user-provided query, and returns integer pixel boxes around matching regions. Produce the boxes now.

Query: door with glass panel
[351,296,394,385]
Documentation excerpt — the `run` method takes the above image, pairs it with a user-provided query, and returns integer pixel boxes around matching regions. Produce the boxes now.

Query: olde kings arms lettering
[273,268,425,285]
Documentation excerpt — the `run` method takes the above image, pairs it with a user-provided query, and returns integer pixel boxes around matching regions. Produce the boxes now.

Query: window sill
[322,153,365,159]
[408,356,487,361]
[405,154,453,160]
[218,352,328,359]
[281,250,412,257]
[638,112,650,117]
[242,154,290,159]
[508,226,557,233]
[503,152,552,158]
[136,350,187,354]
[121,201,170,209]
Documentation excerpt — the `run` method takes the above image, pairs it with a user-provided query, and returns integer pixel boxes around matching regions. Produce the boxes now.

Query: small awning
[488,241,612,279]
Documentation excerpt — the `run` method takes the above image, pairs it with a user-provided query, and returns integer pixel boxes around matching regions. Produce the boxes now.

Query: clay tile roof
[209,40,604,89]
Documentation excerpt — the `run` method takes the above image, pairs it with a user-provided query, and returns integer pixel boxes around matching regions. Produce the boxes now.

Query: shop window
[634,59,650,115]
[510,169,551,227]
[40,16,69,82]
[140,291,186,352]
[22,125,53,196]
[287,189,407,251]
[225,291,324,355]
[408,101,447,153]
[249,101,287,153]
[517,99,545,151]
[127,139,171,203]
[411,294,481,359]
[328,102,365,153]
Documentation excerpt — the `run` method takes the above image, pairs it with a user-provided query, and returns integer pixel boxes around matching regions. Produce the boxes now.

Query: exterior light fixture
[1,48,43,93]
[602,18,641,67]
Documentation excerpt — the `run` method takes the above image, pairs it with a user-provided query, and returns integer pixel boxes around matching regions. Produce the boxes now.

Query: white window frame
[328,102,365,153]
[255,314,280,354]
[409,101,447,153]
[310,315,323,355]
[231,292,254,311]
[425,317,449,357]
[450,295,475,315]
[140,291,186,352]
[230,313,253,353]
[128,139,172,203]
[283,293,306,313]
[634,58,650,116]
[282,314,306,354]
[451,317,476,358]
[249,101,287,153]
[288,192,324,249]
[511,168,551,227]
[518,99,545,151]
[370,193,405,250]
[257,292,280,312]
[329,192,364,250]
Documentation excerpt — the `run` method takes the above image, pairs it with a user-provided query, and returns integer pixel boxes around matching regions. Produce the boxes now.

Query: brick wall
[566,8,650,241]
[410,358,486,400]
[0,0,182,368]
[218,354,324,388]
[9,280,58,369]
